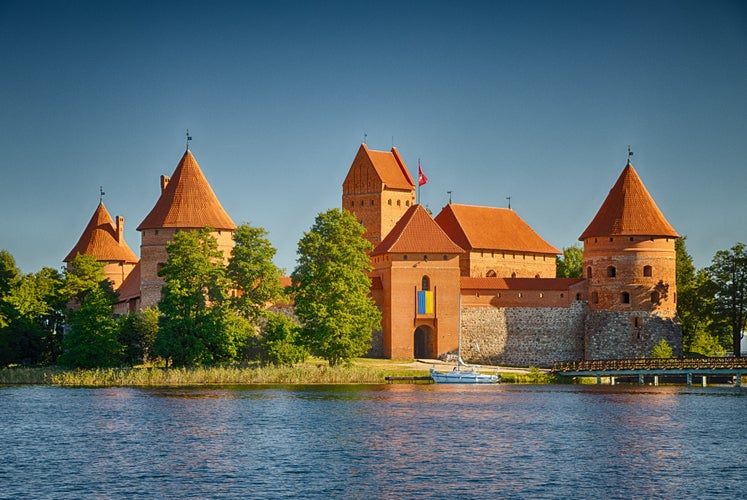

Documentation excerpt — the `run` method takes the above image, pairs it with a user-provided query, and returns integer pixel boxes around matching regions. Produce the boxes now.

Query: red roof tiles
[434,204,560,255]
[372,204,464,256]
[116,261,141,301]
[580,164,678,239]
[137,150,236,231]
[64,202,138,263]
[343,144,415,192]
[461,277,584,291]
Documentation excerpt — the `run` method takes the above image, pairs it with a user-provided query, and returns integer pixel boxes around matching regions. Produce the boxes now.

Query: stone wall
[584,310,683,359]
[460,301,587,367]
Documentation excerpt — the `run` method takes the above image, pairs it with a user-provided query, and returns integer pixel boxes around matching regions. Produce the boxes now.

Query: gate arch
[413,325,436,359]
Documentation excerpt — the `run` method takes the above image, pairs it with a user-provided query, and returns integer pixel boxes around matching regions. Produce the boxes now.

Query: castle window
[560,293,564,298]
[630,237,635,242]
[388,199,392,206]
[351,201,355,207]
[403,255,408,260]
[607,266,616,278]
[442,255,447,260]
[587,266,593,279]
[535,274,540,278]
[154,230,159,236]
[539,293,544,298]
[421,275,430,291]
[633,317,642,328]
[643,265,652,277]
[609,237,614,242]
[405,201,410,206]
[423,255,428,262]
[518,293,523,298]
[397,200,401,206]
[575,293,581,300]
[511,272,517,278]
[486,270,497,277]
[651,291,660,304]
[371,200,375,206]
[592,292,599,304]
[621,292,630,304]
[360,201,364,206]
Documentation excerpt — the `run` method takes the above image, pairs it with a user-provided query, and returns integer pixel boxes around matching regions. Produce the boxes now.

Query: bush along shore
[0,360,568,387]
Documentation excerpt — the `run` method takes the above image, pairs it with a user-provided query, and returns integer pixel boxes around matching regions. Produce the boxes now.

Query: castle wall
[463,250,556,278]
[460,301,587,368]
[343,190,415,248]
[584,310,683,359]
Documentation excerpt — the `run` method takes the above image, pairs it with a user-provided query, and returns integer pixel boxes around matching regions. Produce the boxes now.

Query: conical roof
[435,203,560,254]
[372,204,464,256]
[580,163,678,240]
[64,202,138,263]
[137,149,236,231]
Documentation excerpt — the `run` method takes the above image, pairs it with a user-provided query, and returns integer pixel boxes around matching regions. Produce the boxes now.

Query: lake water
[1,383,745,499]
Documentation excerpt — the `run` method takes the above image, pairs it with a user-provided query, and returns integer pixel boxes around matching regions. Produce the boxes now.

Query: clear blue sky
[1,0,745,274]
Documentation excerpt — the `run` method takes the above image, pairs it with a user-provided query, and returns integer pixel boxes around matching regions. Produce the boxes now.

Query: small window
[442,255,447,260]
[511,272,517,278]
[421,275,430,291]
[388,199,392,206]
[486,270,497,277]
[351,201,355,207]
[371,200,375,206]
[360,201,364,206]
[405,201,410,206]
[397,200,401,206]
[622,292,630,304]
[518,293,523,298]
[651,291,660,304]
[539,293,544,298]
[592,292,599,304]
[607,266,616,278]
[587,267,593,279]
[643,265,652,277]
[575,293,581,300]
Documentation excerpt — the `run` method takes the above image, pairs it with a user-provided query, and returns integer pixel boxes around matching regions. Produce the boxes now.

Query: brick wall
[584,309,683,359]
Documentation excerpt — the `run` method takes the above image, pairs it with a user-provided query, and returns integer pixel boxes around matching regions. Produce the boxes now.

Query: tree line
[0,208,381,368]
[556,240,747,357]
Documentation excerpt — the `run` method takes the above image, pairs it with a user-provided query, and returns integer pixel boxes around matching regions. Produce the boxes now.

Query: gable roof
[434,203,560,255]
[343,143,415,192]
[137,149,236,231]
[64,202,138,263]
[116,261,141,301]
[372,204,464,256]
[580,163,678,240]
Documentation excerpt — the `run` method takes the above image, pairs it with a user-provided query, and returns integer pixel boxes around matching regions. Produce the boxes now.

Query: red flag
[418,160,428,186]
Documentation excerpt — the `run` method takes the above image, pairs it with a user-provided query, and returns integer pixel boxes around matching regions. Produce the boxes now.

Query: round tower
[580,157,681,358]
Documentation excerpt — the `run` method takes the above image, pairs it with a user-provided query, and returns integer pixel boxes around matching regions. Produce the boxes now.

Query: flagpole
[417,158,421,204]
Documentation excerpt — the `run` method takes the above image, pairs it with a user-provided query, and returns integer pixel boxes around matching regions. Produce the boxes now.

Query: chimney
[160,175,170,193]
[116,216,124,244]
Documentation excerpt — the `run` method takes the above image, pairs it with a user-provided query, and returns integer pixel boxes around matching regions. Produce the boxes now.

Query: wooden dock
[553,357,747,387]
[385,376,433,384]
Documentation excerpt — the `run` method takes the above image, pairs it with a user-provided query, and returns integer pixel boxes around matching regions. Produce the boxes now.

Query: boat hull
[430,368,500,384]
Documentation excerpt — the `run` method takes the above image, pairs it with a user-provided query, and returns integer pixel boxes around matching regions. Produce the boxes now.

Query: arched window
[643,265,652,277]
[587,266,593,279]
[388,199,392,206]
[607,266,616,278]
[486,270,497,277]
[651,291,660,304]
[511,272,517,278]
[421,275,430,291]
[621,292,630,304]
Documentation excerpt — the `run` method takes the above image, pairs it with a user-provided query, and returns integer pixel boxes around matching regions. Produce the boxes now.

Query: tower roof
[579,163,678,240]
[343,143,415,192]
[137,150,236,231]
[372,204,464,256]
[434,203,560,255]
[64,202,138,263]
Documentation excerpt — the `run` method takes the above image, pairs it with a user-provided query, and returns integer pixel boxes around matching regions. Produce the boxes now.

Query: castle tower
[137,148,236,308]
[370,204,464,359]
[342,144,416,247]
[64,201,139,291]
[580,159,682,358]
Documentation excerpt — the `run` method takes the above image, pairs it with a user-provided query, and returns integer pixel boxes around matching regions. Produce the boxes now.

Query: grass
[0,359,574,387]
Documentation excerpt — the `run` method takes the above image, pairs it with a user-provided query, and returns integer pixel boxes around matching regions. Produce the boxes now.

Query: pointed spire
[64,202,138,263]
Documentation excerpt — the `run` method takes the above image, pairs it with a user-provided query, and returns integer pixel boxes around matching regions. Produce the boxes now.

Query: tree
[154,227,239,366]
[118,308,159,366]
[291,208,381,366]
[262,312,308,366]
[227,224,285,321]
[556,244,584,278]
[651,339,673,359]
[708,243,747,357]
[0,249,21,329]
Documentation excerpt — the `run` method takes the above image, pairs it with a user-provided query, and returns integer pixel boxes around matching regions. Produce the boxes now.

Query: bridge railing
[553,357,747,373]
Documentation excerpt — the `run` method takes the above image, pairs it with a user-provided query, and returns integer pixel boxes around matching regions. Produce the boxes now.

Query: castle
[65,142,683,366]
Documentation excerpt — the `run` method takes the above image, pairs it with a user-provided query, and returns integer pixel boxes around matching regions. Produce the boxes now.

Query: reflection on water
[1,384,745,499]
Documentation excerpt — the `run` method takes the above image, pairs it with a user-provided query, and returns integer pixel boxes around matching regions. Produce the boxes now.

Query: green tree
[651,338,673,359]
[556,244,584,278]
[118,307,160,366]
[291,208,381,366]
[58,285,122,368]
[227,224,285,321]
[153,227,237,366]
[708,243,747,357]
[0,249,21,328]
[262,312,308,366]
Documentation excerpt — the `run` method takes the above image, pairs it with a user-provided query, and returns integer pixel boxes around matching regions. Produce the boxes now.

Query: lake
[1,384,745,499]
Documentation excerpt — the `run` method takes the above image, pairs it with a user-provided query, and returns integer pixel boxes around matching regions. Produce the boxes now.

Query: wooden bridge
[552,357,747,387]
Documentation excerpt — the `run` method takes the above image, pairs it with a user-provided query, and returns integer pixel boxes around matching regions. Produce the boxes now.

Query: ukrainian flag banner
[417,290,434,314]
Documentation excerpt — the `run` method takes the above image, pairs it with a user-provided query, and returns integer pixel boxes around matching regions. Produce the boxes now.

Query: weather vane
[447,190,453,204]
[99,186,105,204]
[627,145,634,165]
[506,195,511,210]
[186,129,192,151]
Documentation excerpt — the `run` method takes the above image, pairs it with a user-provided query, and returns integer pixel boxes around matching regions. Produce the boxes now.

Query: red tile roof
[64,202,138,263]
[343,144,415,191]
[461,277,584,291]
[116,261,141,301]
[580,164,678,240]
[372,204,464,256]
[434,203,560,255]
[137,150,236,231]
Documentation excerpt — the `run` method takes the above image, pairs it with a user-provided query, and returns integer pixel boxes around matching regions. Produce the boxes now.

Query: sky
[1,0,745,275]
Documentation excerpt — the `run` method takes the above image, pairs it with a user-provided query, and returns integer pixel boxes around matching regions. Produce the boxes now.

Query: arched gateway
[413,325,436,359]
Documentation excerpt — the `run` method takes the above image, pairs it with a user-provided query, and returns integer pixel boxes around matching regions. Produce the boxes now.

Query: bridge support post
[702,375,707,387]
[611,376,616,386]
[596,375,601,385]
[736,373,742,387]
[638,374,644,385]
[654,375,659,386]
[686,373,692,386]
